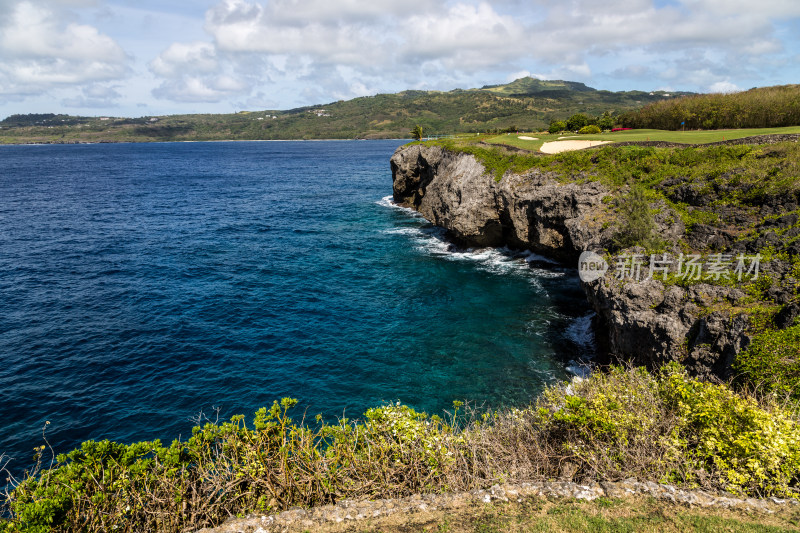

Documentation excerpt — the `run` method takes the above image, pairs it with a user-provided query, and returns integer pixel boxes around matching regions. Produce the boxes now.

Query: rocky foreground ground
[200,480,799,532]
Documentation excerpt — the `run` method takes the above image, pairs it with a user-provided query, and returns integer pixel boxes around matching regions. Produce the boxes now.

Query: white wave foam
[521,250,559,265]
[426,241,541,278]
[376,195,425,218]
[381,227,422,236]
[378,195,570,281]
[565,313,596,352]
[566,362,593,378]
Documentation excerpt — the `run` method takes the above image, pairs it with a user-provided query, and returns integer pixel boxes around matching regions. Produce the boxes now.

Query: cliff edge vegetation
[2,365,799,532]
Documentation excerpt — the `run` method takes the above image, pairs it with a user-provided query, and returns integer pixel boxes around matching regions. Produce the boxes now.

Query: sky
[1,0,799,119]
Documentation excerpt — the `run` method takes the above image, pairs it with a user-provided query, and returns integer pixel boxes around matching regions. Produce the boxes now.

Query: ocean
[0,140,593,466]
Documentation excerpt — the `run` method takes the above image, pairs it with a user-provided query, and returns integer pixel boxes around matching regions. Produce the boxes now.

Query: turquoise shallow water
[0,140,593,465]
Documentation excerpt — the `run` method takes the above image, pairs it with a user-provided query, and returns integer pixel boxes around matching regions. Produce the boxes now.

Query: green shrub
[533,366,683,481]
[548,120,567,134]
[1,399,457,532]
[597,111,615,131]
[534,364,800,496]
[578,125,602,135]
[611,186,662,250]
[566,113,591,131]
[660,363,800,495]
[541,367,664,447]
[4,368,800,531]
[734,323,800,400]
[619,84,800,130]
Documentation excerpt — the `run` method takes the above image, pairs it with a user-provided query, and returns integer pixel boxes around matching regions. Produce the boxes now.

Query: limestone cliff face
[390,144,750,378]
[391,144,612,263]
[582,276,752,378]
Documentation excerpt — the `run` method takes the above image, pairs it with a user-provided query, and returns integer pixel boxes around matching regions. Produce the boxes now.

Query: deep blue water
[0,140,593,466]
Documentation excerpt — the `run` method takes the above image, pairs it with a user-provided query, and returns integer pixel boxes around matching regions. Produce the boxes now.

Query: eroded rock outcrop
[582,275,753,378]
[391,144,614,262]
[390,144,760,378]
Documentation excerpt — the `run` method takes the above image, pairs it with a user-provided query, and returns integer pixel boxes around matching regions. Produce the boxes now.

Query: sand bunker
[540,140,612,154]
[517,136,538,141]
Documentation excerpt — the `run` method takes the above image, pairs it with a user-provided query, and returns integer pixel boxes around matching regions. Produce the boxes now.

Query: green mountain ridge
[0,77,694,143]
[480,77,595,95]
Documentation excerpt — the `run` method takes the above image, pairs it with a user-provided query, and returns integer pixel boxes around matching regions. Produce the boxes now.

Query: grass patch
[481,126,800,153]
[427,137,800,205]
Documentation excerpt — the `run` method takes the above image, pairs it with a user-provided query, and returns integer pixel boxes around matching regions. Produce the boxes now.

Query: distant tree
[597,111,615,131]
[566,113,590,131]
[410,124,423,140]
[612,187,660,249]
[578,125,602,134]
[548,120,567,134]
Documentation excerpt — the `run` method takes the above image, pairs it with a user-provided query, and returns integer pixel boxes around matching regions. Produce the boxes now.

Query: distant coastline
[0,77,688,145]
[0,137,411,146]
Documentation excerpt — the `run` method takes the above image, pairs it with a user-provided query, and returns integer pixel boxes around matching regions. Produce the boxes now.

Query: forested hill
[0,77,692,143]
[619,84,800,130]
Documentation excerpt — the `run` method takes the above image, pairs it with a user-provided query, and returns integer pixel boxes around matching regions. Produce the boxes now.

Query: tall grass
[619,85,800,130]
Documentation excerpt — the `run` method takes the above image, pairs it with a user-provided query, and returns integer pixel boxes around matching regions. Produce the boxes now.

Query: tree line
[618,85,800,130]
[549,111,615,133]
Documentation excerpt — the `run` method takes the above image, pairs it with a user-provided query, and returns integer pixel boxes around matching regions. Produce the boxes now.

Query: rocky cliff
[390,143,794,379]
[391,144,613,263]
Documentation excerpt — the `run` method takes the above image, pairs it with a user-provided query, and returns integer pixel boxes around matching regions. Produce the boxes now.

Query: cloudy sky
[1,0,799,118]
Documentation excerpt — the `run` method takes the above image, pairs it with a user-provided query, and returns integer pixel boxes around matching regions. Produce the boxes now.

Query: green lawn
[484,126,800,152]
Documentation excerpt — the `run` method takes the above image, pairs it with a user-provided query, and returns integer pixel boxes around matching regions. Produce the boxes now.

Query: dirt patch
[198,480,800,532]
[302,497,800,533]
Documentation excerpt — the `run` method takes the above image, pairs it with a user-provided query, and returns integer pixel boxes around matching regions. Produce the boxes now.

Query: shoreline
[0,137,412,147]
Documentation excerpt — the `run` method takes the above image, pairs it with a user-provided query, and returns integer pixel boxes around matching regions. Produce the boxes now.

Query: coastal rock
[390,144,753,376]
[391,144,613,261]
[584,276,751,378]
[391,144,504,247]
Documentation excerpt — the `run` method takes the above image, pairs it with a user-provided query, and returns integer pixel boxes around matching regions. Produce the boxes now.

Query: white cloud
[204,0,391,67]
[143,0,800,106]
[154,0,534,103]
[2,0,800,115]
[149,41,254,102]
[62,83,121,107]
[708,80,741,93]
[400,2,528,72]
[506,70,533,82]
[525,0,779,62]
[0,0,128,96]
[258,0,434,24]
[681,0,800,18]
[150,42,219,77]
[153,76,245,103]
